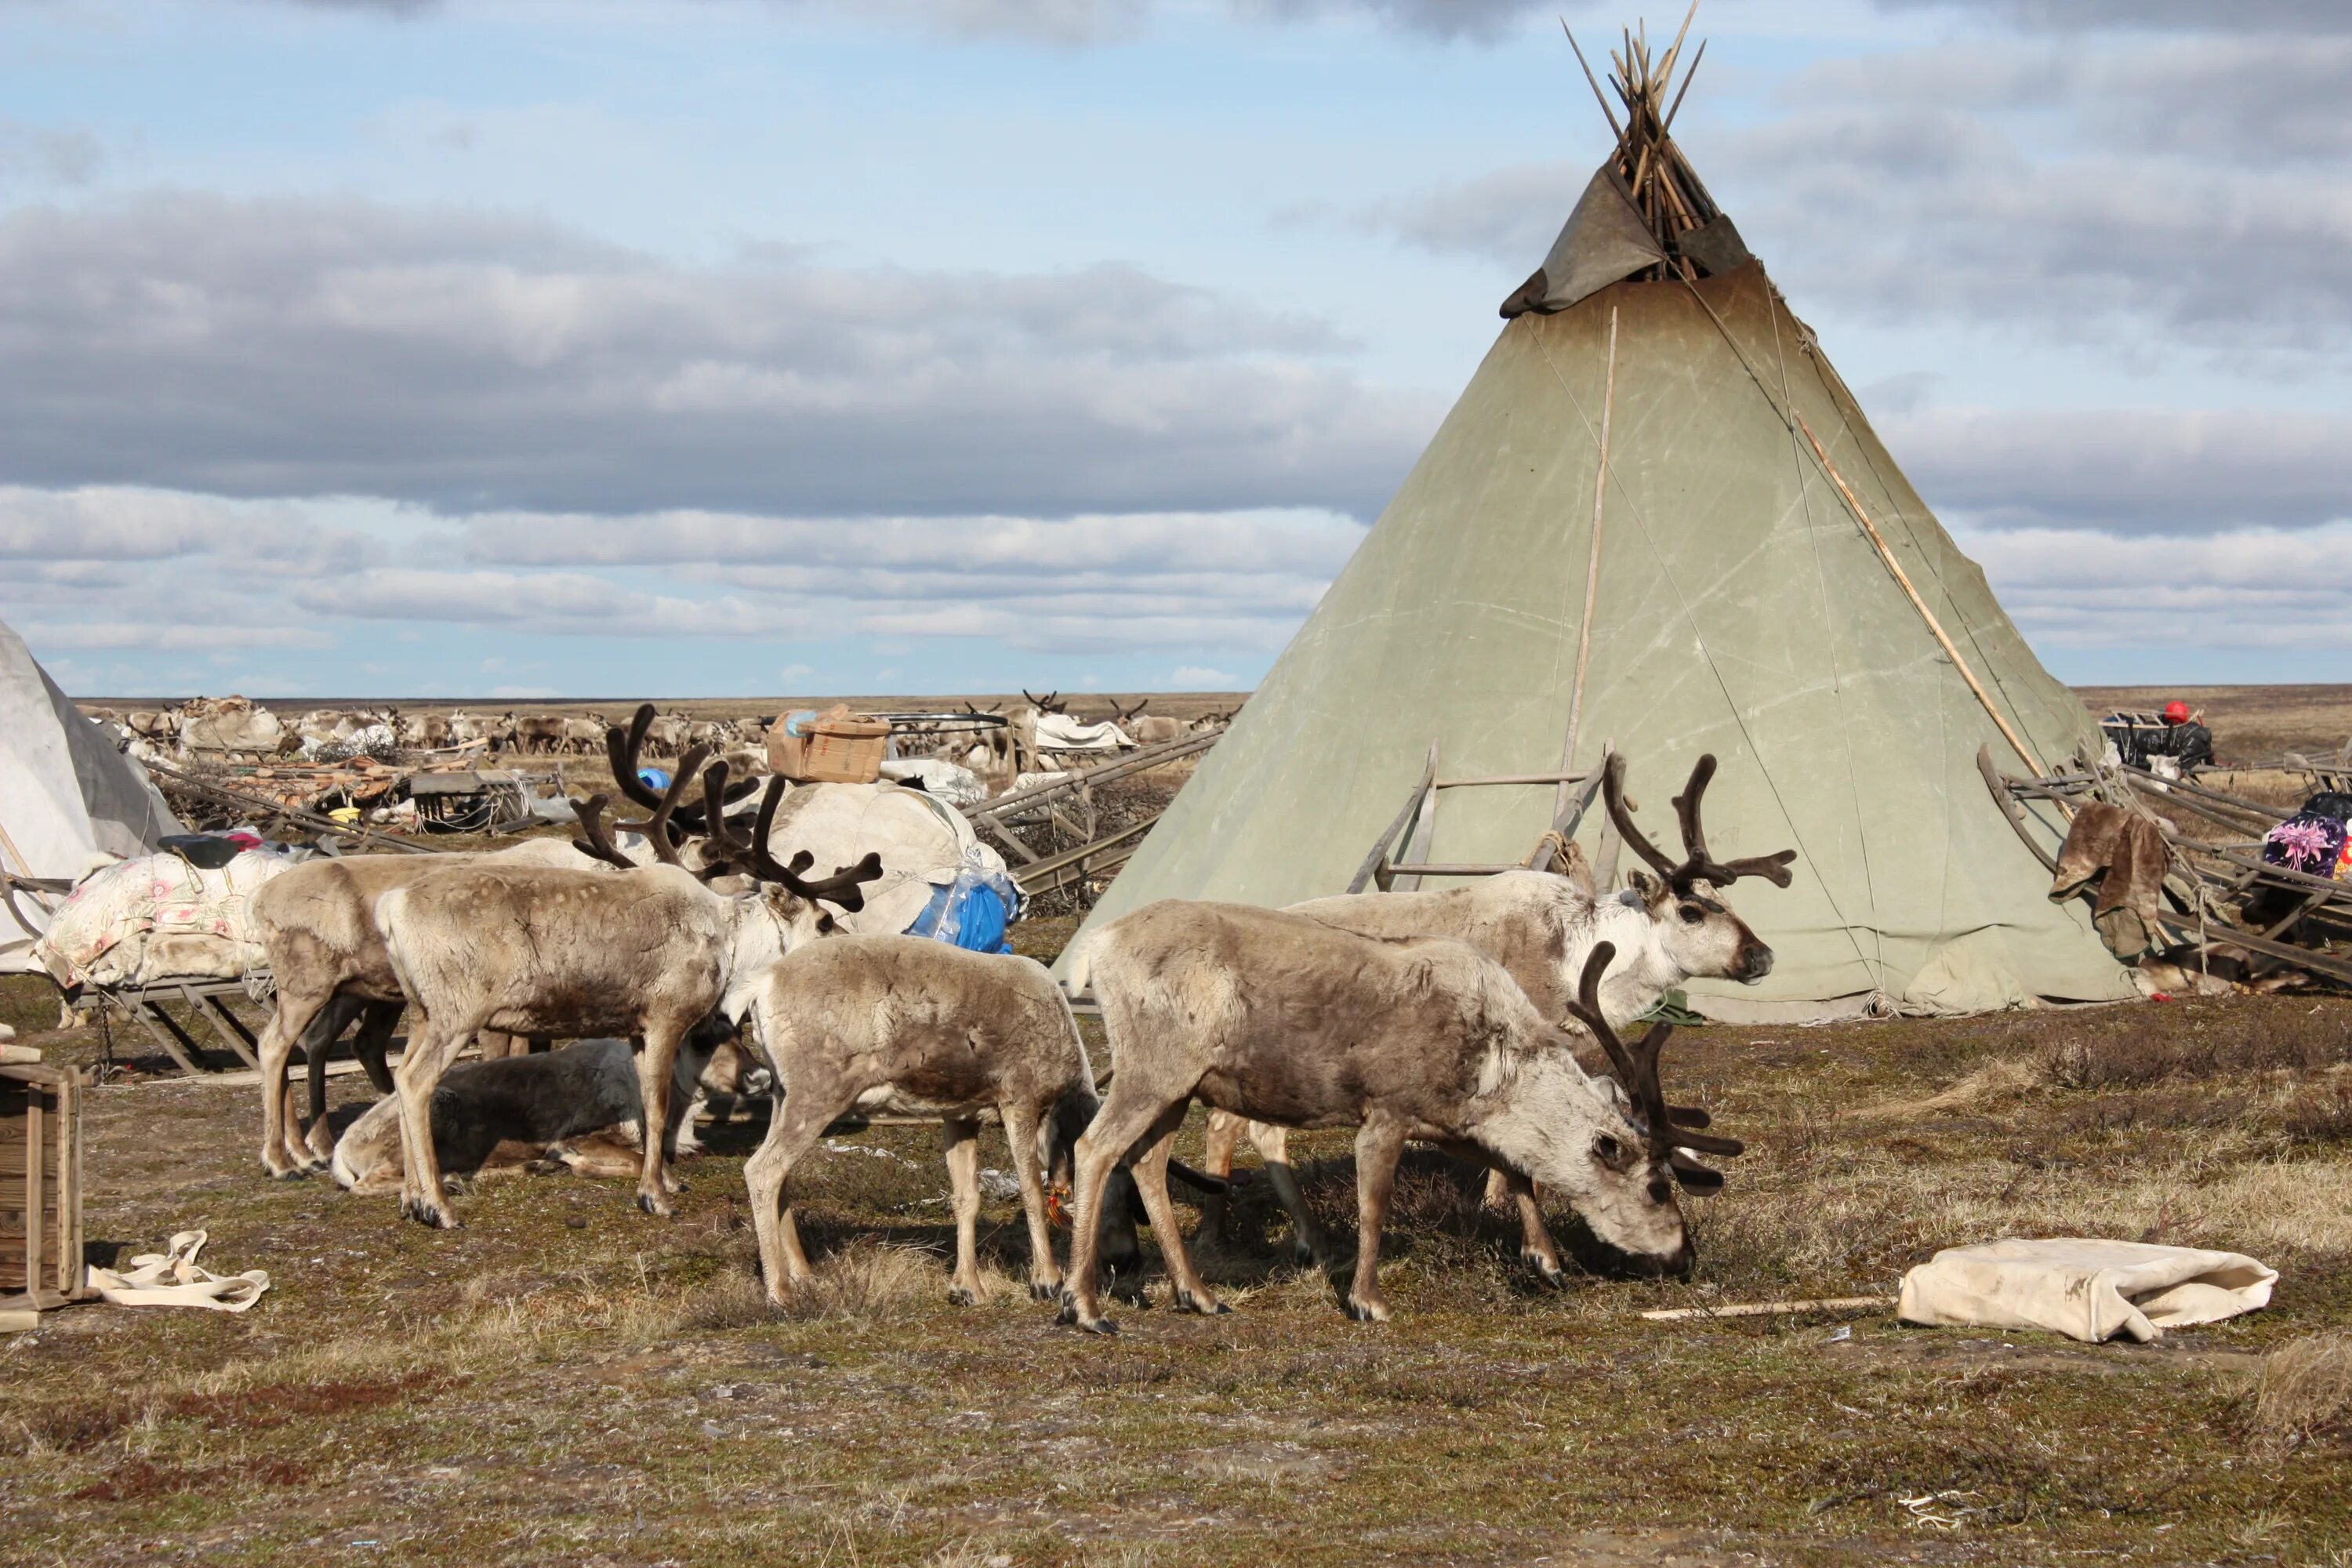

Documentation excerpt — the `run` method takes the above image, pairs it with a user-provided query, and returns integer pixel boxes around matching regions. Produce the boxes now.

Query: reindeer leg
[1481,1166,1515,1215]
[1134,1105,1226,1317]
[1249,1121,1331,1268]
[632,1023,687,1218]
[354,1001,400,1096]
[256,985,332,1178]
[943,1117,985,1306]
[742,1084,842,1305]
[390,1018,471,1229]
[998,1098,1060,1301]
[1061,1087,1177,1335]
[299,993,372,1167]
[1506,1170,1569,1288]
[1345,1116,1408,1323]
[1195,1109,1244,1250]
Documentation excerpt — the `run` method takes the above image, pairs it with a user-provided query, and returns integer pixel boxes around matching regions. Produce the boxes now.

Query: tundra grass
[3,975,2350,1566]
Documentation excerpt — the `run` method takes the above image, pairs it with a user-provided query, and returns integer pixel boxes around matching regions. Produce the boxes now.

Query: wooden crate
[2,1063,87,1307]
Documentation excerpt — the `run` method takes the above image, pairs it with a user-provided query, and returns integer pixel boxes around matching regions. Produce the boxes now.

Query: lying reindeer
[1064,903,1740,1332]
[1193,753,1791,1282]
[744,935,1152,1306]
[329,1029,746,1195]
[375,762,880,1228]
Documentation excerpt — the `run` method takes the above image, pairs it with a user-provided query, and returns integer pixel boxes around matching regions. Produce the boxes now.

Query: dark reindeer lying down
[330,1033,759,1195]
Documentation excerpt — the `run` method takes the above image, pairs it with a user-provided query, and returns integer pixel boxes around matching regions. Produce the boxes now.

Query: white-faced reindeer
[1194,753,1790,1282]
[1062,904,1740,1331]
[744,935,1151,1307]
[373,760,880,1227]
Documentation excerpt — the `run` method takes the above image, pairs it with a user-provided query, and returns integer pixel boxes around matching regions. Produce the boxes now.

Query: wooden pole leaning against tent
[1792,412,2049,780]
[1558,306,1621,817]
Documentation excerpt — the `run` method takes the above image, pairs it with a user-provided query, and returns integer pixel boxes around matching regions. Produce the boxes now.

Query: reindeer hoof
[1522,1251,1569,1289]
[637,1192,674,1219]
[947,1287,977,1307]
[1344,1297,1390,1324]
[1174,1290,1230,1318]
[1030,1281,1063,1304]
[1290,1238,1319,1267]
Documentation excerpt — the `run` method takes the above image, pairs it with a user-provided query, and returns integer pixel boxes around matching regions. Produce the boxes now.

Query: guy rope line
[1791,411,2046,778]
[1559,303,1620,811]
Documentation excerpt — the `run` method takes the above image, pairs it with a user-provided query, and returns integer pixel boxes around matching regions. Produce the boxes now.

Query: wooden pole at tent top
[1794,412,2047,778]
[1559,304,1621,815]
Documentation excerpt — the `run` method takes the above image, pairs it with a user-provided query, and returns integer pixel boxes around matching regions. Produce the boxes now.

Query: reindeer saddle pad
[1898,1238,2276,1343]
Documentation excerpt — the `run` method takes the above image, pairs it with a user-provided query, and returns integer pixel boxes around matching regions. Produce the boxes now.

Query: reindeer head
[1487,943,1743,1276]
[1603,753,1794,986]
[1110,697,1149,725]
[1022,689,1067,716]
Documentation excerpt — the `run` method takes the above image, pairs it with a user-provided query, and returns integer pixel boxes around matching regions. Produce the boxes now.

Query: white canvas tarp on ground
[1,618,183,975]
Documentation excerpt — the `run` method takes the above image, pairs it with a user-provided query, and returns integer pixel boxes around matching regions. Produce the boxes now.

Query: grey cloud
[0,194,1433,521]
[1888,408,2352,535]
[1356,38,2352,359]
[264,0,1563,41]
[1875,0,2352,34]
[0,120,102,188]
[0,485,374,572]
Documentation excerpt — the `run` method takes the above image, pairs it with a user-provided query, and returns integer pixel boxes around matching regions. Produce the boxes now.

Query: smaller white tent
[2,618,183,974]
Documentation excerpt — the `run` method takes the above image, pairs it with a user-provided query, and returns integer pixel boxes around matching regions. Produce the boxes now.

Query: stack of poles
[1566,2,1722,280]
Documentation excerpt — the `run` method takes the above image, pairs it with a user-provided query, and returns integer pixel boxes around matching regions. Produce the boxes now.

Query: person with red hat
[2154,699,2213,769]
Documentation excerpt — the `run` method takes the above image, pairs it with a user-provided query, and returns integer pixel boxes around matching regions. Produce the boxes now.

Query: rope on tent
[1791,412,2047,779]
[1558,303,1621,809]
[1524,325,1882,992]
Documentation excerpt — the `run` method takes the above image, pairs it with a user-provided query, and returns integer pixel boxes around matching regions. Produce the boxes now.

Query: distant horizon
[65,681,2352,709]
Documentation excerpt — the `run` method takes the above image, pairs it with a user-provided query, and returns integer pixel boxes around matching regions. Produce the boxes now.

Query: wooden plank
[18,1085,38,1301]
[1394,744,1443,894]
[1980,744,2059,873]
[1433,771,1592,789]
[187,986,260,1069]
[1346,748,1439,895]
[1011,817,1160,899]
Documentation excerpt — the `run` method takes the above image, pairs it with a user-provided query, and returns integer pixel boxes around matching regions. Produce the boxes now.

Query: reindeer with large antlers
[372,741,880,1228]
[1062,906,1740,1331]
[1184,752,1792,1280]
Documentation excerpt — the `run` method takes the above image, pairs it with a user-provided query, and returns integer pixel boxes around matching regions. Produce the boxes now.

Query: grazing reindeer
[744,935,1152,1306]
[1062,904,1738,1331]
[373,764,881,1227]
[244,837,608,1178]
[1192,753,1790,1280]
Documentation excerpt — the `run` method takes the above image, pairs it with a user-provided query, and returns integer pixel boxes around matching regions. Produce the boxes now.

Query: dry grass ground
[5,941,2350,1566]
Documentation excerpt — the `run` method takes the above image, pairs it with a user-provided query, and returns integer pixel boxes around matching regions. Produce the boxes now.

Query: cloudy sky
[3,0,2346,699]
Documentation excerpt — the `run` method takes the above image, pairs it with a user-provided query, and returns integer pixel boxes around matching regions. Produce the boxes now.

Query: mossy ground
[4,953,2350,1565]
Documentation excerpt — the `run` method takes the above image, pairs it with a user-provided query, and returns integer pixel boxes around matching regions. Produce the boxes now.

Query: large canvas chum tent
[1066,25,2128,1020]
[1,617,183,975]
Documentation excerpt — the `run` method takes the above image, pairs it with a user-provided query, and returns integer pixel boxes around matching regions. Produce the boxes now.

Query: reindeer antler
[571,793,636,868]
[1670,755,1797,889]
[605,703,757,830]
[735,774,887,913]
[608,744,708,865]
[1563,942,1744,1195]
[1603,753,1682,884]
[1606,753,1796,893]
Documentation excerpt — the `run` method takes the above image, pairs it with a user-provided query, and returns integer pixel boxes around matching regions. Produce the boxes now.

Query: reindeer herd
[239,706,1795,1330]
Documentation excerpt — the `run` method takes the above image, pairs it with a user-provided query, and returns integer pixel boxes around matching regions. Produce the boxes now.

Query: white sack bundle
[1898,1237,2276,1344]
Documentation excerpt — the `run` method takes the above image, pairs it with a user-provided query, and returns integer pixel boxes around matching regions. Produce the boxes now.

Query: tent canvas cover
[1066,27,2125,1020]
[2,617,183,974]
